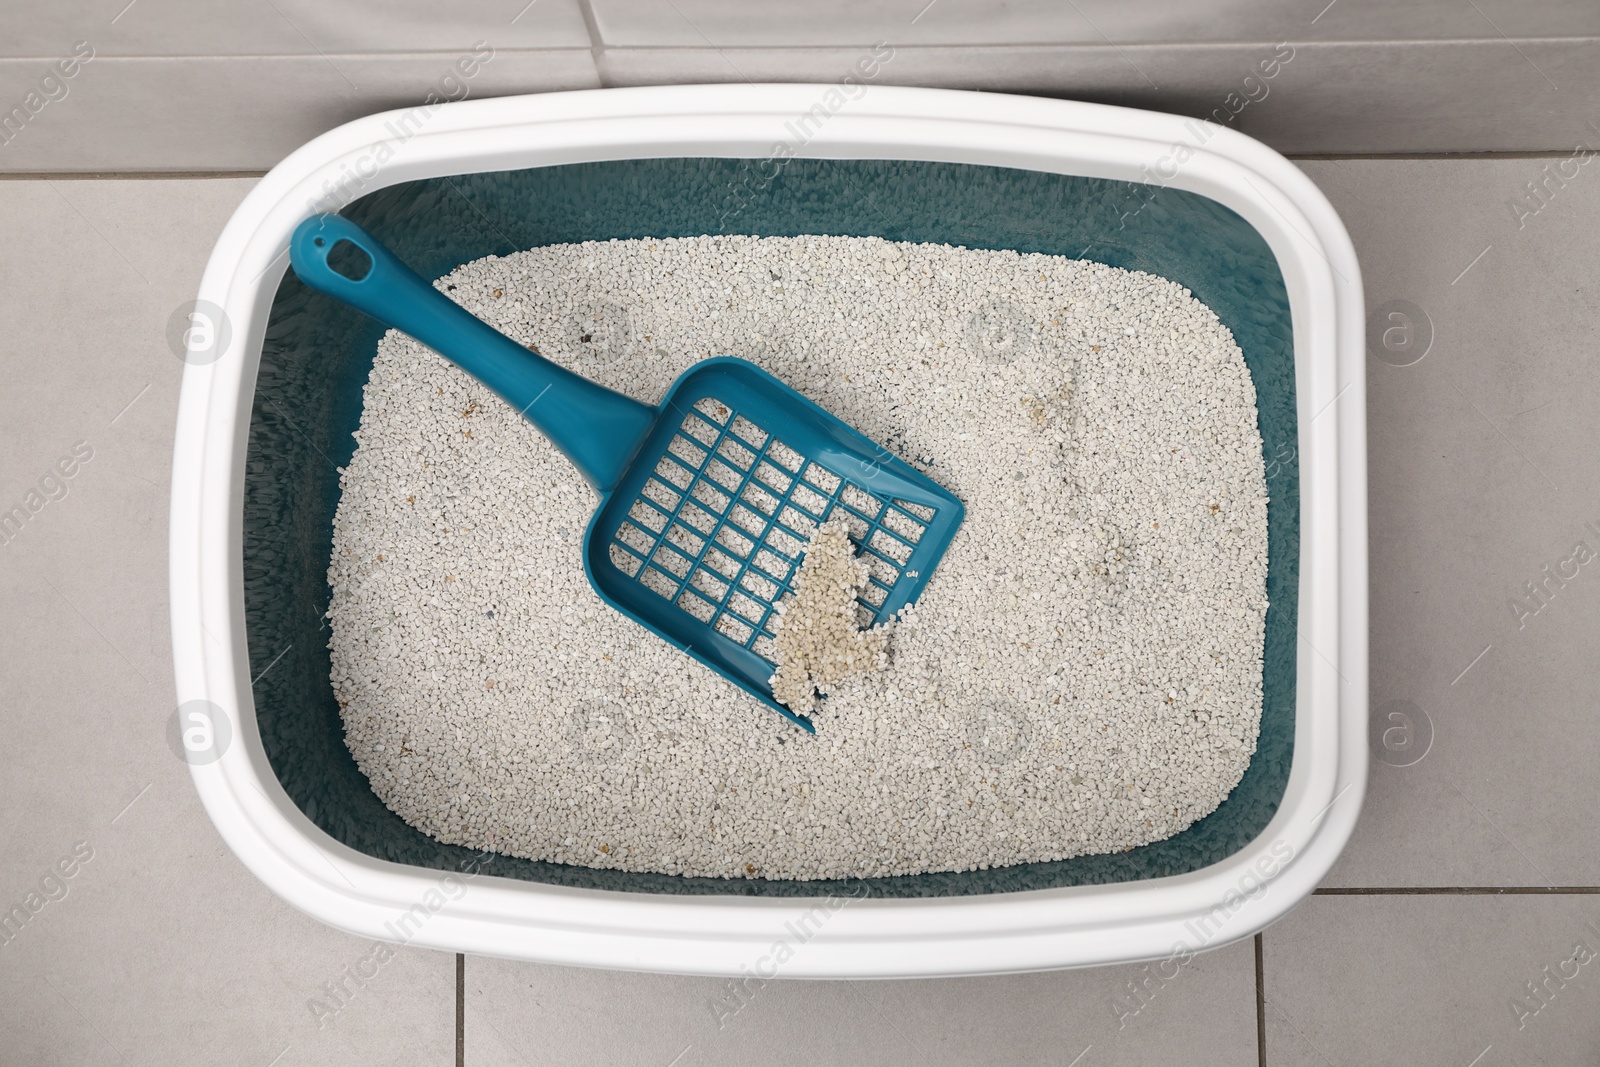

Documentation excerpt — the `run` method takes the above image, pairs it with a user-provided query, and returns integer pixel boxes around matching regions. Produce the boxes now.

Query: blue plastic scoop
[290,214,964,732]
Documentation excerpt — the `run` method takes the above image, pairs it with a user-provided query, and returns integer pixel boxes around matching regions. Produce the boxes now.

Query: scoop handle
[289,214,654,492]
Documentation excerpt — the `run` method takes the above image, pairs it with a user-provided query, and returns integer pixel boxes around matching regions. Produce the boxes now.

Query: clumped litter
[768,521,893,716]
[327,233,1269,881]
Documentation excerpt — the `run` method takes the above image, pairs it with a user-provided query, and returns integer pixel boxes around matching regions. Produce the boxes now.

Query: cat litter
[326,233,1268,881]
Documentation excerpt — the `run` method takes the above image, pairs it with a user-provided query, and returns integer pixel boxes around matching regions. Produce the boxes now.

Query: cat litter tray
[169,84,1367,977]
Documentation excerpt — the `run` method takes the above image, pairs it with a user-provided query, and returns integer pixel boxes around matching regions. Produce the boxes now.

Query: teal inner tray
[243,156,1298,898]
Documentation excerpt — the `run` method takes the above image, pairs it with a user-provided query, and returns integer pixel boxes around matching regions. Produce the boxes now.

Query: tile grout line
[0,171,270,180]
[1291,150,1593,160]
[456,954,465,1067]
[1315,886,1600,894]
[572,0,610,87]
[0,36,1592,63]
[533,34,1600,49]
[1254,933,1266,1067]
[0,152,1588,183]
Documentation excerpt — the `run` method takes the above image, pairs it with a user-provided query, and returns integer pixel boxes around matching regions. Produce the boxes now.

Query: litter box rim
[170,82,1366,978]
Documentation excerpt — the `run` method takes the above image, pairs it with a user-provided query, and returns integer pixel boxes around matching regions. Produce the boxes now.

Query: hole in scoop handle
[288,214,654,492]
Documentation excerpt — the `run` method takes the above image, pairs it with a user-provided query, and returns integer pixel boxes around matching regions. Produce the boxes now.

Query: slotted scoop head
[291,215,963,732]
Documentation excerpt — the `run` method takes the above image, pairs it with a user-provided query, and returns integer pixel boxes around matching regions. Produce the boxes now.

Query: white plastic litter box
[169,83,1367,977]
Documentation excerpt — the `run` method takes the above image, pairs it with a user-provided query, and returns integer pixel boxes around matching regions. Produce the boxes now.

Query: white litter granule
[768,521,893,715]
[327,234,1268,881]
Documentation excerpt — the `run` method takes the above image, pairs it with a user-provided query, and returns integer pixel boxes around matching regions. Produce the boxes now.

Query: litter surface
[327,234,1268,881]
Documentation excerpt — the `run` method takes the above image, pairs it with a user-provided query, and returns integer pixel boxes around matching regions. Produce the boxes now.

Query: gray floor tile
[466,938,1257,1066]
[586,0,1600,47]
[0,178,455,1067]
[0,51,600,173]
[1294,159,1600,889]
[3,0,590,56]
[1263,894,1600,1066]
[5,41,1599,171]
[594,41,1600,155]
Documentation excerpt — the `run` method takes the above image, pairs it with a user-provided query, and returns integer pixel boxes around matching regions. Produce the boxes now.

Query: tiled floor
[1,156,1596,1065]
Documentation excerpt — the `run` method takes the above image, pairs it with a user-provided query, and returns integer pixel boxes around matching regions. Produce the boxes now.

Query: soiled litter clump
[768,521,892,714]
[327,233,1270,882]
